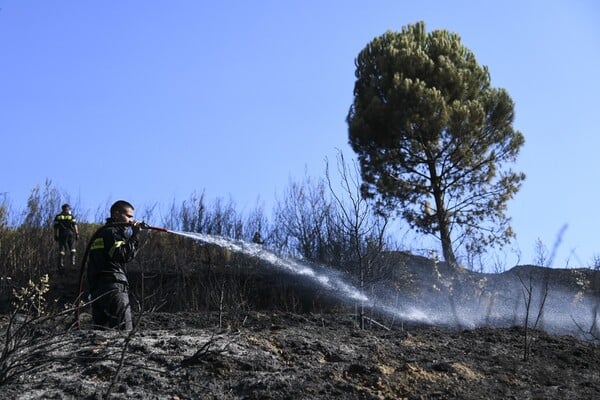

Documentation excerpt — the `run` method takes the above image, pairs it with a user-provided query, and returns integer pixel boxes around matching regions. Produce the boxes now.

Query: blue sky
[1,1,599,268]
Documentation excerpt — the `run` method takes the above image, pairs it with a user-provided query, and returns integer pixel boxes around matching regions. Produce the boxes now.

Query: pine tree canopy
[347,21,526,266]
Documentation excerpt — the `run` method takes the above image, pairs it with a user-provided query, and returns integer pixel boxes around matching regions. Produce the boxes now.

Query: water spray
[168,231,371,303]
[168,231,442,326]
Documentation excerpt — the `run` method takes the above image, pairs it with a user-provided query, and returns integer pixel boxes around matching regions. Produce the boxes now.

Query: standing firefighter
[54,203,79,269]
[86,200,145,330]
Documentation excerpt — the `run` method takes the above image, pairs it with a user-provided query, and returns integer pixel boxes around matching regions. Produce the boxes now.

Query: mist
[171,231,600,340]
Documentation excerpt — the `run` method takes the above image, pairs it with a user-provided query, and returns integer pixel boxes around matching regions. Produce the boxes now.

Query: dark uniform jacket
[87,218,139,292]
[54,213,77,238]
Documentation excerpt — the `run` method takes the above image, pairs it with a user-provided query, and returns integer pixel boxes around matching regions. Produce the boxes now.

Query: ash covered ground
[3,238,600,399]
[2,311,600,400]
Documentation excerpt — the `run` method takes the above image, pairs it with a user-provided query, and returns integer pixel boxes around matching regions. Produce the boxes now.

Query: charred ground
[1,311,600,399]
[2,239,600,399]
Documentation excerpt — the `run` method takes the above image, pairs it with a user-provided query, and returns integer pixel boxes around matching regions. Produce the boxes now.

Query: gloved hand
[132,221,145,235]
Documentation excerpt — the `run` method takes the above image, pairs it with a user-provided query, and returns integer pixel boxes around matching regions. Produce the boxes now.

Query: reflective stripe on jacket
[86,219,138,290]
[54,213,77,234]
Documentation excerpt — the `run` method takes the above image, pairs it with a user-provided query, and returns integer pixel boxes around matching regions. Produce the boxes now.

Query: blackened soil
[1,311,599,399]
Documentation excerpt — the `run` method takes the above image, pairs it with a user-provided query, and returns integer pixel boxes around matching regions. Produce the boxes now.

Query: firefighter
[252,231,264,245]
[85,200,144,330]
[53,203,79,269]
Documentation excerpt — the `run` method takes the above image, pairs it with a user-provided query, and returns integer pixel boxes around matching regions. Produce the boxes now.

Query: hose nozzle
[137,221,169,232]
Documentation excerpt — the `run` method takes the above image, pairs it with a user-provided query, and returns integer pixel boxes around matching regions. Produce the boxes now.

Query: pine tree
[347,21,525,267]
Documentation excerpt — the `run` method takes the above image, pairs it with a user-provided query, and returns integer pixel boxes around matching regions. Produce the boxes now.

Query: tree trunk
[439,221,457,268]
[431,181,457,268]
